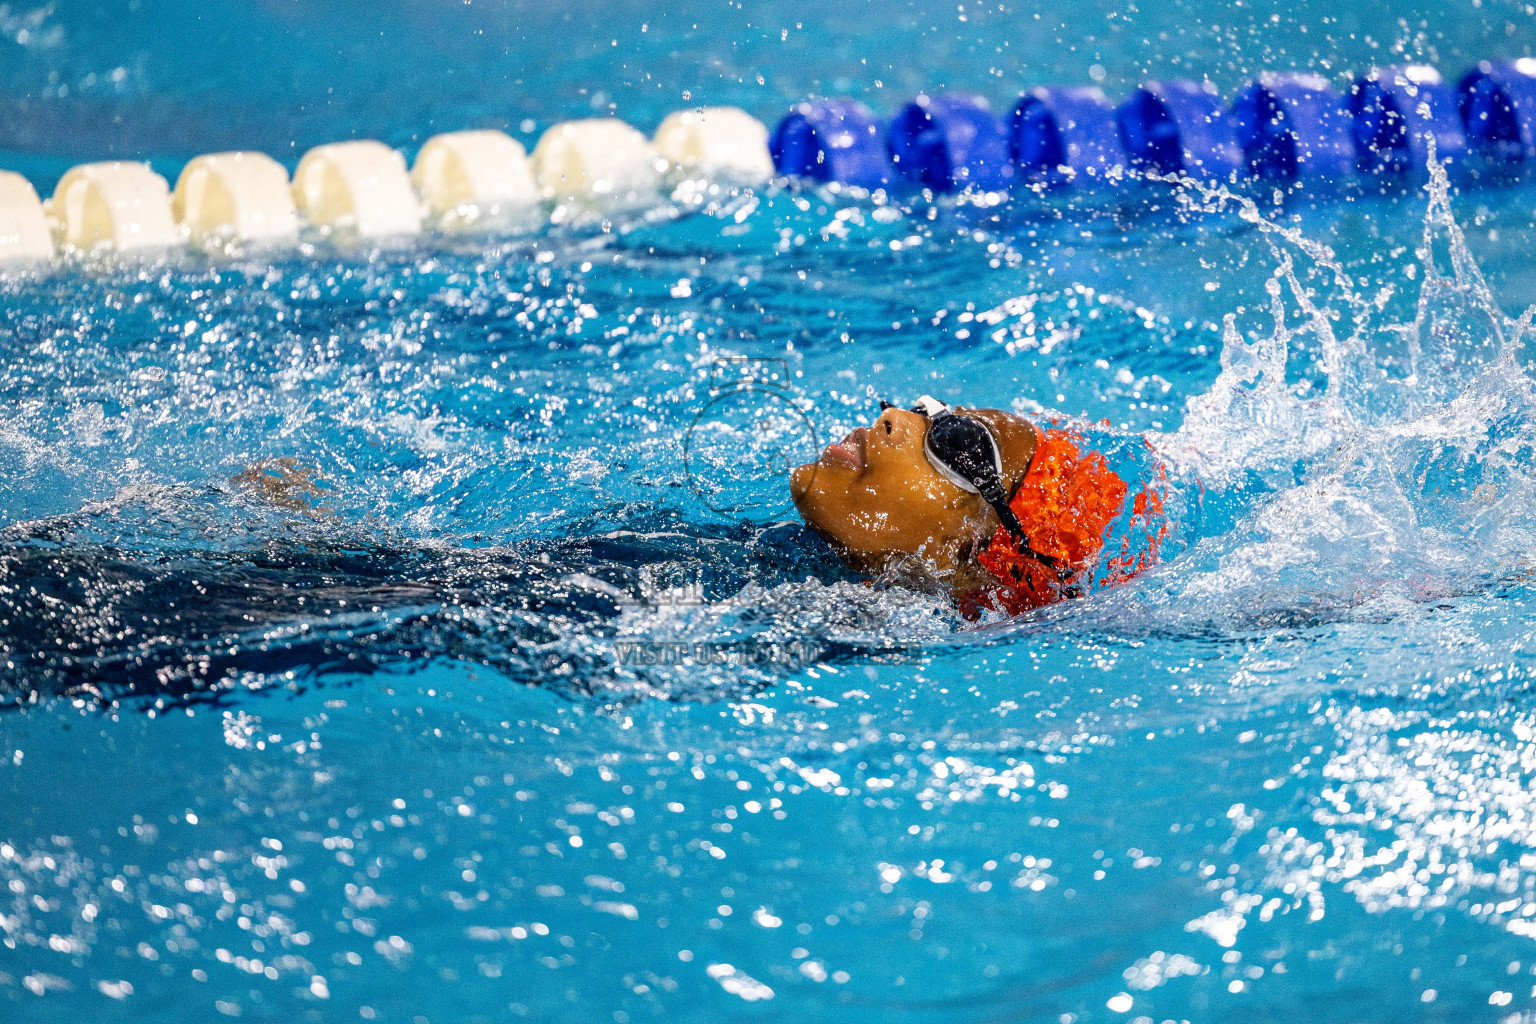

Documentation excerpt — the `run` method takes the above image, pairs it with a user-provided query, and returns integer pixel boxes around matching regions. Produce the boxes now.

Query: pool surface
[8,2,1536,1022]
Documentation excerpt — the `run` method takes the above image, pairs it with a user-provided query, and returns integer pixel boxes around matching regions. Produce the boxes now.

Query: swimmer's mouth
[820,427,867,471]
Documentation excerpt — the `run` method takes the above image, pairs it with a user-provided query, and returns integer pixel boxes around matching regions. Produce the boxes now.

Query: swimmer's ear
[954,408,1038,493]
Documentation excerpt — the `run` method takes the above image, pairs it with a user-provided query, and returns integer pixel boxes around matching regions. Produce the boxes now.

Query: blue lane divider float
[887,93,1013,191]
[1350,66,1467,174]
[1458,59,1536,160]
[1231,73,1354,179]
[1116,80,1243,180]
[1010,86,1122,183]
[770,100,892,189]
[776,61,1536,193]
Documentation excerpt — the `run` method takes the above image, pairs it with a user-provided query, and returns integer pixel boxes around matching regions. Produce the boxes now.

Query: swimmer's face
[789,406,1035,574]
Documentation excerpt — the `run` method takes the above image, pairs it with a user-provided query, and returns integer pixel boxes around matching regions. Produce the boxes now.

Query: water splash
[1088,154,1536,633]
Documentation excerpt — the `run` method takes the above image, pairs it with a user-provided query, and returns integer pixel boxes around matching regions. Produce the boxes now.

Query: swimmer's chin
[789,460,846,536]
[788,462,848,552]
[789,461,815,504]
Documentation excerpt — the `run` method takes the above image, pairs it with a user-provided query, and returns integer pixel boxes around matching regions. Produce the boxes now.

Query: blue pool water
[11,2,1536,1022]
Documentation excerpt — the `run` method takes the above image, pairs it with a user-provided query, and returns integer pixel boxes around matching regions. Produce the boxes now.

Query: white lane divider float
[653,106,773,182]
[0,171,52,261]
[50,161,178,252]
[292,140,422,238]
[410,129,539,229]
[531,118,663,204]
[173,151,298,242]
[1,106,775,264]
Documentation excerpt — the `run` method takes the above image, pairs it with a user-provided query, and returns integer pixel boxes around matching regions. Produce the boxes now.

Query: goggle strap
[977,477,1063,572]
[977,478,1022,535]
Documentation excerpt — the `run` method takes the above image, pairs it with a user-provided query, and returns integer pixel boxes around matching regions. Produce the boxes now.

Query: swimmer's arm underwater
[230,459,330,512]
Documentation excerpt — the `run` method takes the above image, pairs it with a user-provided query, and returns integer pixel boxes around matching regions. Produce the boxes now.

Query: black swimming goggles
[881,395,1062,570]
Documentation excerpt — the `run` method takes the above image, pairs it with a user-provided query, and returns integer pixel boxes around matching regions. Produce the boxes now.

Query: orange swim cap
[967,425,1165,617]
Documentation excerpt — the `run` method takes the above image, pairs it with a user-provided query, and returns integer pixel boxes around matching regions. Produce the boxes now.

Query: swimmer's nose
[868,407,927,456]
